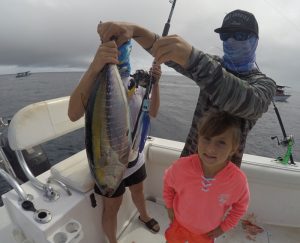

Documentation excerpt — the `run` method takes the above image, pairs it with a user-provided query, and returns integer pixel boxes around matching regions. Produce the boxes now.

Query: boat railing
[0,117,19,180]
[0,168,30,202]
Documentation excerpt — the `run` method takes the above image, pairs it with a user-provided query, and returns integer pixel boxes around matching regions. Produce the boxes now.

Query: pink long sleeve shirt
[163,154,250,234]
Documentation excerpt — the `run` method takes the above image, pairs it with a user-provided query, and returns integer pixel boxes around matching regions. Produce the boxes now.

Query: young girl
[163,111,250,243]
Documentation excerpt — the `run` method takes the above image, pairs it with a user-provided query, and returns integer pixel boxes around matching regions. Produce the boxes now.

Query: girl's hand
[150,63,161,83]
[167,208,175,222]
[206,226,224,239]
[152,34,192,68]
[90,41,119,74]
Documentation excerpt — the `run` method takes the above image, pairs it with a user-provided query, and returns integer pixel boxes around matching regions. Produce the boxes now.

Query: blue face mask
[117,40,132,78]
[222,36,258,73]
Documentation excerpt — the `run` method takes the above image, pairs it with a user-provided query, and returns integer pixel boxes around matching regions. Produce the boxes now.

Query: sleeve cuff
[185,47,201,71]
[220,222,231,233]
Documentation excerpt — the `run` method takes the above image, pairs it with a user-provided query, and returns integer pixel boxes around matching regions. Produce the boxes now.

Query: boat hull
[273,94,291,102]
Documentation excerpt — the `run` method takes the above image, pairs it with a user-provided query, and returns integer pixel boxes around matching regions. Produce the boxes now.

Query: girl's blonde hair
[198,111,242,149]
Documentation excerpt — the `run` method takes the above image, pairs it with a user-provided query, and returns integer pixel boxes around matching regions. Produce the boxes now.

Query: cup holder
[49,219,83,243]
[53,232,68,243]
[65,221,80,233]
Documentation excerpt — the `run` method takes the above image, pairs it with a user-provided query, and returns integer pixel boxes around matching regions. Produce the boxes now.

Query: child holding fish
[163,111,250,243]
[68,39,161,243]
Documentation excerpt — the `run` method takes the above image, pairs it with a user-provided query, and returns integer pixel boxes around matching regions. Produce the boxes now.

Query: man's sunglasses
[219,32,254,41]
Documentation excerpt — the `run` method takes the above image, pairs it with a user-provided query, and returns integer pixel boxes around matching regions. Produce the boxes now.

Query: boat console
[2,97,136,243]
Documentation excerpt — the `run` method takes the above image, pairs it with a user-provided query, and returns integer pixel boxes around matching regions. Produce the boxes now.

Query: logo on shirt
[218,194,229,205]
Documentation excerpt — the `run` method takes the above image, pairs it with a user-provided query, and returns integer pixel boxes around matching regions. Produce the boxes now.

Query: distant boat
[16,71,31,78]
[273,85,291,102]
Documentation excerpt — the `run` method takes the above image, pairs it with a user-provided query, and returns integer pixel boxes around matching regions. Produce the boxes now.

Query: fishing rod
[162,0,177,37]
[255,62,295,165]
[131,0,177,152]
[271,100,295,165]
[145,0,177,96]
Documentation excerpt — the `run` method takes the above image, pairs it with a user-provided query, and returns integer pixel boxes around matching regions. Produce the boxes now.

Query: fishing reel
[271,135,295,165]
[128,69,156,90]
[271,135,294,147]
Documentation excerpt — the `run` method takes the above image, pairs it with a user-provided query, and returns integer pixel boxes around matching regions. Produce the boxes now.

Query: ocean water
[0,72,300,200]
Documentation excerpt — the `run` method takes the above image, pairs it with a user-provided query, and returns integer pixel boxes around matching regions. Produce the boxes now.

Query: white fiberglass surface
[118,200,300,243]
[118,200,168,243]
[218,223,300,243]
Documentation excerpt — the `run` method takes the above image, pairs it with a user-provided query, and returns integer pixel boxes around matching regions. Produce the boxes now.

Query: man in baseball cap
[98,8,276,166]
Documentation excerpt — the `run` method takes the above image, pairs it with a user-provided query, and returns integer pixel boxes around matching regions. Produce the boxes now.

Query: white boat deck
[119,200,300,243]
[118,200,168,243]
[2,98,300,243]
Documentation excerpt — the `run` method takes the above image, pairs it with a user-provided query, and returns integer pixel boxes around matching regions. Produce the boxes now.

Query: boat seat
[50,149,94,193]
[8,96,84,150]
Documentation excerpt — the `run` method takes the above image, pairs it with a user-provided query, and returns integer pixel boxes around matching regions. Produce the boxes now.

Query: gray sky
[1,0,300,90]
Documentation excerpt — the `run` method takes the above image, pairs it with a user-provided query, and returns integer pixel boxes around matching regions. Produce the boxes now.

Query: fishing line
[262,0,300,34]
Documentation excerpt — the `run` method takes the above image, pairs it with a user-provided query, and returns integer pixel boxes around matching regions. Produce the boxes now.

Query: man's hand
[152,34,192,68]
[98,21,135,47]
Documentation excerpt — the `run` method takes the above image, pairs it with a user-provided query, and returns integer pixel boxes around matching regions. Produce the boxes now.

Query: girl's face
[197,128,237,170]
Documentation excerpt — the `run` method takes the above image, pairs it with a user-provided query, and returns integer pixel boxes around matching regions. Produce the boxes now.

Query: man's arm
[98,22,276,120]
[99,22,158,51]
[98,22,193,67]
[165,48,276,120]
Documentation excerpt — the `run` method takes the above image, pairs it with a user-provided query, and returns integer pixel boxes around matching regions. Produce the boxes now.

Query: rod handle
[162,23,170,37]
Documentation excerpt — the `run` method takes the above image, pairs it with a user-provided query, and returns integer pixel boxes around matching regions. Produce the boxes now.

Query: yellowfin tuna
[85,64,132,197]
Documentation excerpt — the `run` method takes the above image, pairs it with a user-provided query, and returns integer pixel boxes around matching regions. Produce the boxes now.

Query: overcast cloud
[1,0,300,90]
